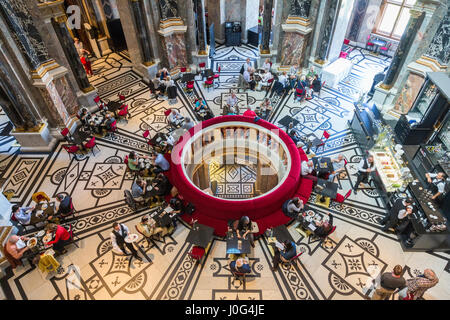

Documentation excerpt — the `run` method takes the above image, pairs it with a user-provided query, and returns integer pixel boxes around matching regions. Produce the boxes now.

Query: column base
[259,49,277,69]
[137,61,160,84]
[192,46,211,70]
[11,122,58,153]
[373,84,399,119]
[98,36,112,56]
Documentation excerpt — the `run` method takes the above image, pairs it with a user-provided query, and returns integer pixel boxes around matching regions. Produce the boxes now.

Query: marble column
[380,10,425,89]
[277,0,313,68]
[196,0,207,54]
[315,0,339,64]
[261,0,274,54]
[130,0,154,66]
[52,16,94,94]
[90,0,113,55]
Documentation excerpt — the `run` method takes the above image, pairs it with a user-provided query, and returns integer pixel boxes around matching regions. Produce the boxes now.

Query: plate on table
[27,237,38,248]
[306,210,315,217]
[43,234,52,244]
[125,234,139,243]
[305,216,312,222]
[41,203,48,210]
[322,215,330,222]
[36,230,45,237]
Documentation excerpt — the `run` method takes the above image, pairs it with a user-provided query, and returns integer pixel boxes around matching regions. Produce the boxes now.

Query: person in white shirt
[278,71,288,88]
[262,58,271,72]
[164,76,175,87]
[168,109,183,128]
[328,154,346,182]
[353,155,376,194]
[244,58,252,72]
[425,172,446,202]
[226,92,238,114]
[74,38,89,57]
[182,117,194,130]
[110,222,142,260]
[289,64,298,89]
[301,160,317,183]
[258,71,273,91]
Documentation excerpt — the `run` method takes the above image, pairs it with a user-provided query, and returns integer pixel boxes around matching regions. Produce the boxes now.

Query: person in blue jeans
[271,239,296,271]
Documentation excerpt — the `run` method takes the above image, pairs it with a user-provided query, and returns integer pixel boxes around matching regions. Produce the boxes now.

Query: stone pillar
[156,1,189,72]
[91,0,113,55]
[178,0,197,65]
[372,0,444,117]
[130,0,154,65]
[207,0,225,44]
[314,0,339,64]
[191,0,209,68]
[277,0,314,68]
[261,0,274,54]
[380,11,425,89]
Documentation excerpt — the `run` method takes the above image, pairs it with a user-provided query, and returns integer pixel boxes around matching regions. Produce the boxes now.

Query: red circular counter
[165,116,305,232]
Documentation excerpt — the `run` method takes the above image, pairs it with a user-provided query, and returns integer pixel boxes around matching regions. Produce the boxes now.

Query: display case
[348,102,381,151]
[395,72,450,145]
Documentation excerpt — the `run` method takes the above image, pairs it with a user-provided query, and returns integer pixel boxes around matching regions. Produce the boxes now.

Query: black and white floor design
[0,47,448,300]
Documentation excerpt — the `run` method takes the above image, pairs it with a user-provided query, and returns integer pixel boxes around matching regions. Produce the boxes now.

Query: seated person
[278,71,289,91]
[295,79,307,102]
[243,67,256,90]
[168,109,183,128]
[314,212,333,238]
[226,92,238,113]
[103,114,116,134]
[182,117,195,130]
[164,76,174,88]
[44,223,71,255]
[259,98,272,120]
[194,99,207,112]
[155,78,167,95]
[306,66,317,79]
[381,205,414,233]
[159,67,169,80]
[284,197,304,219]
[305,76,313,99]
[237,216,255,248]
[227,219,240,236]
[127,151,148,173]
[55,194,72,216]
[227,105,238,115]
[5,235,30,261]
[271,239,296,271]
[353,155,376,194]
[131,178,149,202]
[243,106,257,118]
[301,160,317,183]
[151,152,170,173]
[328,154,346,182]
[11,205,34,225]
[152,173,173,196]
[229,256,251,274]
[262,58,271,72]
[78,107,91,126]
[312,74,322,98]
[258,71,274,91]
[289,129,301,144]
[289,64,299,89]
[136,216,165,239]
[425,171,446,204]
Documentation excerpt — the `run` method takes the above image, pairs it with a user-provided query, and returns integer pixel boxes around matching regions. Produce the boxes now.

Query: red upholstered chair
[379,42,391,56]
[142,130,150,141]
[118,105,130,123]
[339,51,348,59]
[295,88,305,102]
[366,35,374,51]
[343,39,350,45]
[94,95,102,107]
[188,246,205,263]
[185,80,195,93]
[316,131,330,154]
[62,144,80,160]
[213,65,221,83]
[164,109,172,117]
[107,120,117,137]
[118,93,125,101]
[198,62,206,73]
[180,67,187,75]
[204,76,214,91]
[84,136,100,156]
[60,127,72,143]
[334,189,351,203]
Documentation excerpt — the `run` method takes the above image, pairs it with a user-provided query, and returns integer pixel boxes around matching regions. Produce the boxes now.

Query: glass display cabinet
[395,72,450,145]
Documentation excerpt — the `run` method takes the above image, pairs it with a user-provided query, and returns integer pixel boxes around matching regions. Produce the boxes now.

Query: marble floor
[0,46,449,300]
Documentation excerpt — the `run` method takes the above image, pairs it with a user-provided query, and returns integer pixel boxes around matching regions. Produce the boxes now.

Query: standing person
[44,223,72,255]
[372,265,406,300]
[404,269,439,300]
[74,38,89,57]
[353,155,376,194]
[262,58,271,72]
[312,74,322,98]
[243,67,256,90]
[289,64,299,90]
[80,52,93,76]
[110,222,142,260]
[278,71,289,90]
[271,239,296,271]
[237,216,255,248]
[425,171,446,204]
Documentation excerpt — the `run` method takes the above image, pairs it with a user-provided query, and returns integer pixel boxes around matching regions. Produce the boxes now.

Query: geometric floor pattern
[0,47,449,300]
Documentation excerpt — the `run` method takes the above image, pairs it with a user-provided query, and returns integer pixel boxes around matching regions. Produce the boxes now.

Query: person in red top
[45,223,71,255]
[243,106,257,118]
[80,52,93,76]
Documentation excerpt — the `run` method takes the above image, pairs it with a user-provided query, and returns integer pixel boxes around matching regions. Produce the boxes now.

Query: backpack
[240,64,245,74]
